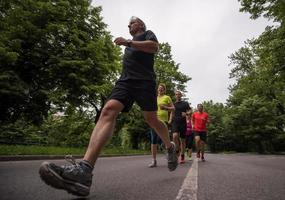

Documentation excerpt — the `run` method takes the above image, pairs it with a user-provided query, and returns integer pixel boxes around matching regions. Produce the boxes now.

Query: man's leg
[199,132,207,161]
[200,141,205,161]
[151,144,158,160]
[149,129,158,167]
[173,132,180,154]
[39,100,124,196]
[149,144,157,167]
[188,135,194,160]
[144,111,178,171]
[188,148,193,160]
[180,138,186,163]
[195,135,201,158]
[83,100,124,165]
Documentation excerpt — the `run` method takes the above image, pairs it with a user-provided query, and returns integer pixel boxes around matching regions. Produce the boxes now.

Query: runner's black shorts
[194,131,207,142]
[108,79,157,112]
[171,121,187,139]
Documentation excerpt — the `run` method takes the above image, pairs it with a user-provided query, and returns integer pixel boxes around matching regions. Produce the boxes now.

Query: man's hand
[168,119,172,125]
[160,104,167,110]
[114,37,128,46]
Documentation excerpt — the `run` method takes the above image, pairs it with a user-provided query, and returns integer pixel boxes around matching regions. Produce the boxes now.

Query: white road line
[175,158,198,200]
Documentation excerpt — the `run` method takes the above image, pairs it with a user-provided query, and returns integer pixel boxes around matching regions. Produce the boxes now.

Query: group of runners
[39,16,208,197]
[148,85,209,168]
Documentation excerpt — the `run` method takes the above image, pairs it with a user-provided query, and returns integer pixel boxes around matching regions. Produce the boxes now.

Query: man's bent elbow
[153,43,159,53]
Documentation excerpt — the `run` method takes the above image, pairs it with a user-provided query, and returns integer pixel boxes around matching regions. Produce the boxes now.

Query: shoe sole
[167,142,178,172]
[39,162,90,196]
[168,161,178,171]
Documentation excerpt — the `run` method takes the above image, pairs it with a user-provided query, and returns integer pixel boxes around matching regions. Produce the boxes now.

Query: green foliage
[114,105,150,150]
[41,107,95,147]
[0,119,47,145]
[0,106,95,147]
[202,101,226,152]
[0,0,121,125]
[0,1,191,150]
[201,1,285,153]
[155,43,191,99]
[239,0,285,22]
[218,0,285,153]
[0,144,148,155]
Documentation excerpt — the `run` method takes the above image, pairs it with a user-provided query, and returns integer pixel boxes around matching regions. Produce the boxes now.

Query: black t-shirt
[119,30,158,81]
[173,101,190,123]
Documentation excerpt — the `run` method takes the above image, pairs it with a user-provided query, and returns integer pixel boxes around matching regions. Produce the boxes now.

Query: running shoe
[148,160,157,168]
[196,151,200,159]
[39,155,93,196]
[179,155,185,164]
[166,142,178,171]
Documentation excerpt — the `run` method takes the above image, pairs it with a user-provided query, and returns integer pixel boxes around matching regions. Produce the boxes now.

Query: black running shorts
[108,79,157,112]
[194,131,207,142]
[171,121,187,139]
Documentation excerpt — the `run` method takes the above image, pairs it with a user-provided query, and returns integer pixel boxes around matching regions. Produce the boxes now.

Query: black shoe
[39,155,93,196]
[166,142,178,171]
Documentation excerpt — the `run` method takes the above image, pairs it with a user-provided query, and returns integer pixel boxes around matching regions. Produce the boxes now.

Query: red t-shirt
[192,112,209,132]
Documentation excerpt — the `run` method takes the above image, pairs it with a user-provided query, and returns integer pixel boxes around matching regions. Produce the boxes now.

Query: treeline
[0,1,190,149]
[1,0,284,153]
[205,0,285,153]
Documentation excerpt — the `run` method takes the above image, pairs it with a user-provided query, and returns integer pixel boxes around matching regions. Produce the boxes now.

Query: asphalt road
[198,153,285,200]
[0,154,284,200]
[0,155,191,200]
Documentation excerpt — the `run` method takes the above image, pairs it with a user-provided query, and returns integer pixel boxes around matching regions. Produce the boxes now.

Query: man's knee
[100,104,120,121]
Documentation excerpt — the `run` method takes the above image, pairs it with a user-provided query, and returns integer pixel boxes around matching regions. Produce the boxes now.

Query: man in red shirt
[192,104,209,161]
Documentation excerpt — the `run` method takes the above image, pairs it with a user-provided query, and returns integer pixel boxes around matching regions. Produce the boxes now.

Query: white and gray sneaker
[39,155,93,196]
[166,142,178,171]
[148,160,157,168]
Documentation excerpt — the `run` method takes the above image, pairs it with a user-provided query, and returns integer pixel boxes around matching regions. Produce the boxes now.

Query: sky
[92,0,270,107]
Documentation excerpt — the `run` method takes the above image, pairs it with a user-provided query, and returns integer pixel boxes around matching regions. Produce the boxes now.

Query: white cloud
[93,0,270,106]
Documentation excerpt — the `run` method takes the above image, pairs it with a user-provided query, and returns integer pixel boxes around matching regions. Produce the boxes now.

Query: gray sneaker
[166,142,178,171]
[39,155,93,196]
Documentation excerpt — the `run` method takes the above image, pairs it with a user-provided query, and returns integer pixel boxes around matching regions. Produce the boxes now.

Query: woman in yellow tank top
[148,83,175,167]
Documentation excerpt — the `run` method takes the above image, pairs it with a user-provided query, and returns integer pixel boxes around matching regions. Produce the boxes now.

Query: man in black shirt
[170,90,190,164]
[39,16,178,197]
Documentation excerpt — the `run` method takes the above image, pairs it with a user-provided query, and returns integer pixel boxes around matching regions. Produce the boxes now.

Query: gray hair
[130,16,146,31]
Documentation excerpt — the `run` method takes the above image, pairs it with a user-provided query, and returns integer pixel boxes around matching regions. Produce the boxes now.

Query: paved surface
[0,153,284,200]
[198,153,285,200]
[0,155,192,200]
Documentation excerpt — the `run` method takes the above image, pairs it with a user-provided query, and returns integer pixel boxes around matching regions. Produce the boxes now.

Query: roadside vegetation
[1,0,284,155]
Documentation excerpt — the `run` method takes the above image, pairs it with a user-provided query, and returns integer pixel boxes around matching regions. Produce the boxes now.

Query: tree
[202,101,226,152]
[224,0,285,152]
[0,0,121,125]
[155,42,191,99]
[239,0,285,23]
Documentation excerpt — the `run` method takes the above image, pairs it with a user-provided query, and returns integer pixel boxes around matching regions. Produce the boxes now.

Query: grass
[0,144,149,156]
